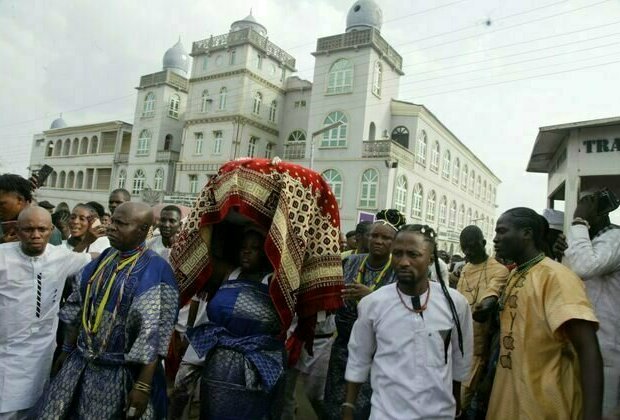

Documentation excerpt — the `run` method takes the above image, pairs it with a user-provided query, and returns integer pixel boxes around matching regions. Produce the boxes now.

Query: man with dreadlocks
[343,224,473,420]
[488,207,603,420]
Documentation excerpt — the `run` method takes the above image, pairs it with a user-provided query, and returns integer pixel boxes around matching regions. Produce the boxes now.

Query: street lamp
[309,121,344,169]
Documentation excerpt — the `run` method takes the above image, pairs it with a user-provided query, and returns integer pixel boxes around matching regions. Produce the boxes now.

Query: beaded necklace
[396,283,431,313]
[356,254,392,291]
[82,247,144,352]
[498,252,545,311]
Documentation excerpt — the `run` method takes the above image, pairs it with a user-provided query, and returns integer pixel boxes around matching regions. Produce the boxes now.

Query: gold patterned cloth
[170,158,344,353]
[487,257,598,419]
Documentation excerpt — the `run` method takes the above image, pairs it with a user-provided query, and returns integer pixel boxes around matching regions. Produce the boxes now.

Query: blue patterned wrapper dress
[187,274,286,420]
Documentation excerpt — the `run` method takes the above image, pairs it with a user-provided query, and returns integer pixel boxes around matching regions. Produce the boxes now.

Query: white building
[29,118,132,210]
[527,116,620,230]
[29,0,499,253]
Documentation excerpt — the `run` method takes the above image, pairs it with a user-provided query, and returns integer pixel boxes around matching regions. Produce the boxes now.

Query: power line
[408,0,613,53]
[0,93,137,130]
[410,36,620,85]
[413,56,620,98]
[408,19,620,67]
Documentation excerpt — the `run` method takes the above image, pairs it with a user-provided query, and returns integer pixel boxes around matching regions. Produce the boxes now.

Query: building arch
[322,169,343,207]
[391,126,409,149]
[327,58,353,94]
[359,168,379,208]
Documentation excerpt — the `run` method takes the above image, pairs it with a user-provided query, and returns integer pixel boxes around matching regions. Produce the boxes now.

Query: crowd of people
[0,167,619,420]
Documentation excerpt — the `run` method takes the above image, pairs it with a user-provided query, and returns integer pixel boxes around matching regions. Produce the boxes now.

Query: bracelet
[572,217,591,229]
[61,343,75,353]
[133,381,152,394]
[341,402,356,411]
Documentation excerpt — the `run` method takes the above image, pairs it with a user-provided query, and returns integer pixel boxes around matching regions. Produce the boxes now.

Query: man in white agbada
[0,207,93,420]
[343,224,473,420]
[561,188,620,416]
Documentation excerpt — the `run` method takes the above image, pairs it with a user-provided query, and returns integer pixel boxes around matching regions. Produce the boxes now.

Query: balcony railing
[283,142,306,160]
[156,150,180,162]
[140,70,189,91]
[362,140,413,164]
[315,29,403,72]
[192,28,296,70]
[114,153,129,163]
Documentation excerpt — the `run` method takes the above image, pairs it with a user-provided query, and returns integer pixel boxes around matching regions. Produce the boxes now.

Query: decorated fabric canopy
[170,157,344,347]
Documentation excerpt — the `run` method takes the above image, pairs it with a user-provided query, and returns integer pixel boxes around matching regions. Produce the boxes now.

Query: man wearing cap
[561,189,620,417]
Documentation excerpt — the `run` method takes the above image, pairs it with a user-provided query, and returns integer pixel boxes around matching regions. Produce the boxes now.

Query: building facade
[527,116,620,230]
[29,119,132,210]
[29,0,499,252]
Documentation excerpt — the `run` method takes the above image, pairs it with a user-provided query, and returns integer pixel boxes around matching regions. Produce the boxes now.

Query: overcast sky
[2,0,619,217]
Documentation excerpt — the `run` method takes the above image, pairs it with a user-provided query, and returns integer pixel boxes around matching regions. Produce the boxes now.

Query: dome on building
[50,117,67,129]
[230,11,267,37]
[346,0,383,33]
[162,39,189,77]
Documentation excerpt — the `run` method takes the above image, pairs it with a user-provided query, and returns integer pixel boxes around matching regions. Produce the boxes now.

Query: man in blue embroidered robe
[33,202,179,419]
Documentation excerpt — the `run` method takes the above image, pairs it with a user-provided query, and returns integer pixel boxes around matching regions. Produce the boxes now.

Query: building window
[219,87,227,110]
[252,92,262,115]
[485,181,491,202]
[359,168,378,208]
[430,141,440,172]
[143,92,155,117]
[426,190,436,223]
[492,187,496,205]
[268,100,277,122]
[322,169,343,207]
[438,196,447,225]
[394,175,408,213]
[189,174,198,194]
[467,208,472,224]
[412,183,423,219]
[469,171,475,193]
[416,131,427,165]
[194,132,204,154]
[327,59,353,94]
[80,137,88,154]
[201,90,211,113]
[71,138,79,155]
[213,131,223,154]
[372,61,382,96]
[248,136,258,157]
[154,168,164,190]
[449,201,457,228]
[462,165,468,189]
[476,176,482,199]
[118,170,126,189]
[265,143,273,159]
[132,169,146,195]
[137,130,151,155]
[63,139,70,156]
[294,100,306,108]
[458,205,465,229]
[452,158,460,184]
[168,94,180,119]
[288,130,306,142]
[321,111,348,147]
[202,56,208,71]
[391,126,409,149]
[442,151,451,179]
[229,49,236,65]
[256,54,263,69]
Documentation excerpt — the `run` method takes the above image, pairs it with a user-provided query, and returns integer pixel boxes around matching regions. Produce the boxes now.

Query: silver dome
[346,0,383,33]
[163,40,189,77]
[230,12,267,36]
[50,117,67,129]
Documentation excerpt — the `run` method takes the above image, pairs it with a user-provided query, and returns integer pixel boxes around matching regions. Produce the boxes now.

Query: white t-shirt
[0,243,91,413]
[65,236,110,253]
[345,282,473,420]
